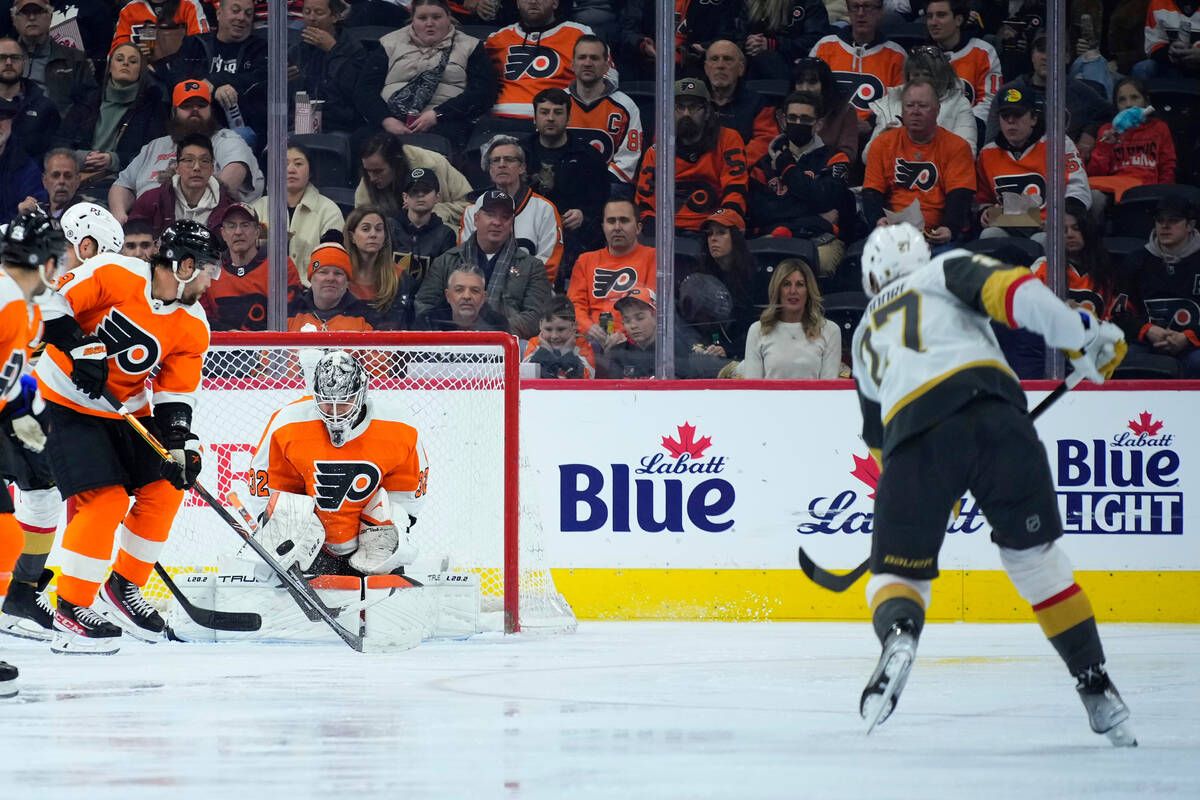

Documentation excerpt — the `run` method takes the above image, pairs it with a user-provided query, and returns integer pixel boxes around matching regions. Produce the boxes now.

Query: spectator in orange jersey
[704,39,777,166]
[924,0,1001,124]
[1086,77,1177,198]
[568,197,656,349]
[808,0,905,131]
[288,243,382,332]
[567,34,643,184]
[635,78,749,235]
[524,295,595,378]
[862,78,975,246]
[1132,0,1200,81]
[202,203,303,331]
[111,1,210,60]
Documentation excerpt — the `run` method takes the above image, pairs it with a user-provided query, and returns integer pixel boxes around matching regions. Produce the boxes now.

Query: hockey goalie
[169,351,480,648]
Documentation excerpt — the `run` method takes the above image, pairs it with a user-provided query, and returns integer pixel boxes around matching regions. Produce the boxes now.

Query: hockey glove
[1065,311,1126,385]
[7,375,48,452]
[159,432,202,490]
[68,335,109,399]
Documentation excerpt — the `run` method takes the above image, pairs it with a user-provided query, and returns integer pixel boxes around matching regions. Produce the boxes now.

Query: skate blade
[0,614,53,642]
[94,599,164,644]
[49,637,121,655]
[863,649,913,735]
[1,680,17,700]
[1105,720,1138,748]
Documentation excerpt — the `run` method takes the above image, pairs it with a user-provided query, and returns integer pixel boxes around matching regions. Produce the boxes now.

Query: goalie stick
[796,374,1083,593]
[102,390,368,652]
[153,562,262,632]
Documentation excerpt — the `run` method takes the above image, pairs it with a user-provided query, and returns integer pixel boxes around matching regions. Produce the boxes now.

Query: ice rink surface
[1,621,1196,799]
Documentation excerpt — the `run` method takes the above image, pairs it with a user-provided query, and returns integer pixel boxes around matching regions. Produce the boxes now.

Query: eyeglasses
[177,156,214,168]
[488,155,521,165]
[0,54,25,62]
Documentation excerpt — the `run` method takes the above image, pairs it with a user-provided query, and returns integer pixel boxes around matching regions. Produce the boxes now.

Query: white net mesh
[146,332,575,634]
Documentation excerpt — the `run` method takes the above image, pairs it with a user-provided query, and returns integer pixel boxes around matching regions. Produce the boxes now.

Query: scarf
[459,232,518,311]
[93,81,140,152]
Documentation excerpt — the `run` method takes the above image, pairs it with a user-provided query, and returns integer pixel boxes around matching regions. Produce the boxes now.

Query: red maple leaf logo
[850,453,881,499]
[661,422,713,459]
[1128,412,1163,436]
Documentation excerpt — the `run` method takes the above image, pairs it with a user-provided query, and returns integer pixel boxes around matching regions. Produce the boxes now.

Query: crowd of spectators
[6,0,1200,379]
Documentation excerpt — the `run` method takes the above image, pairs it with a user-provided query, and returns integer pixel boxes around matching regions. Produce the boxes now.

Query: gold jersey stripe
[979,266,1033,327]
[883,360,1015,424]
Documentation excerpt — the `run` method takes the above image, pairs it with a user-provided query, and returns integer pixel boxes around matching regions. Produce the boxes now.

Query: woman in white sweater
[741,258,841,379]
[864,46,978,157]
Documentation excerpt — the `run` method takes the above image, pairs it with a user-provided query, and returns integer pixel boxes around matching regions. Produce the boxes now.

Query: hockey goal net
[146,331,576,634]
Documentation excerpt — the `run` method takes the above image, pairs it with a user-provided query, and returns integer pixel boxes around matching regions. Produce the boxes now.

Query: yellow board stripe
[1034,588,1095,638]
[869,582,926,612]
[979,267,1033,326]
[883,360,1014,424]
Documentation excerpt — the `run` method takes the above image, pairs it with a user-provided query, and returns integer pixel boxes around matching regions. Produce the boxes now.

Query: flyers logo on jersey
[504,45,560,80]
[994,173,1046,203]
[834,72,885,111]
[894,159,939,191]
[96,308,161,374]
[592,267,639,298]
[313,461,382,511]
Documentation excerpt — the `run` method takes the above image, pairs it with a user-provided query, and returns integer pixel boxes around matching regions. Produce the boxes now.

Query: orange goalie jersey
[34,255,210,418]
[246,398,429,551]
[0,274,42,416]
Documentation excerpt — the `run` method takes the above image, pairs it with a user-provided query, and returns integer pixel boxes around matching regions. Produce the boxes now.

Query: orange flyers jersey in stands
[1030,258,1131,321]
[1144,0,1200,56]
[567,243,656,335]
[946,37,1002,120]
[486,21,615,118]
[523,335,597,378]
[34,255,210,418]
[0,273,41,417]
[635,127,749,231]
[976,135,1090,215]
[202,252,302,332]
[247,398,429,551]
[809,33,906,119]
[111,0,211,54]
[862,126,975,229]
[568,81,644,182]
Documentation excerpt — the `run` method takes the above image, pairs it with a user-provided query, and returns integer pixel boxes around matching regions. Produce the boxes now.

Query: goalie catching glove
[1065,311,1126,385]
[154,402,202,490]
[255,491,325,573]
[349,487,418,575]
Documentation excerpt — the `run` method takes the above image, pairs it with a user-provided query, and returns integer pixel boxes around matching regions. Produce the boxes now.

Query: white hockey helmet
[312,350,368,447]
[61,202,124,260]
[861,222,930,297]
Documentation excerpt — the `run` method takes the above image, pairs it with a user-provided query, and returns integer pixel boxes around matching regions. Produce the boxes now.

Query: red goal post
[150,330,576,635]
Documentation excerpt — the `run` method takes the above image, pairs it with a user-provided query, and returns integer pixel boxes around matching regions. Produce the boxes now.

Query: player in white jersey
[0,204,125,643]
[849,223,1136,746]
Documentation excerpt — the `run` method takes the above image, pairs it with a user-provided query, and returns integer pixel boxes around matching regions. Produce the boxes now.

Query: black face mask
[785,122,813,147]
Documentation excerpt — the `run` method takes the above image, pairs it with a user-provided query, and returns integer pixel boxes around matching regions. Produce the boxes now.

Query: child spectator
[523,296,596,378]
[393,167,457,284]
[1086,77,1177,199]
[355,132,473,229]
[740,257,840,379]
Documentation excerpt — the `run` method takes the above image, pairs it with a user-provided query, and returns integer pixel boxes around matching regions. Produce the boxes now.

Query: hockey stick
[796,375,1083,593]
[226,491,322,623]
[153,562,262,632]
[101,390,366,652]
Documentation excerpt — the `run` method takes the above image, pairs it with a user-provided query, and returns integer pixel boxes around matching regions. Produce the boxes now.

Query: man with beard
[17,149,93,220]
[127,133,238,236]
[9,0,96,115]
[201,202,302,331]
[35,220,219,653]
[0,36,58,160]
[0,97,43,220]
[635,78,748,235]
[414,264,509,331]
[566,34,642,184]
[108,79,265,223]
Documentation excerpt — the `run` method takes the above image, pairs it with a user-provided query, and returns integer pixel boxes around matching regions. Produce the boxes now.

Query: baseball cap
[15,0,51,12]
[218,202,259,226]
[614,285,657,314]
[674,78,711,103]
[996,87,1037,115]
[173,79,212,107]
[479,189,515,215]
[308,242,354,281]
[0,97,18,121]
[702,208,745,232]
[1154,194,1196,221]
[404,167,440,194]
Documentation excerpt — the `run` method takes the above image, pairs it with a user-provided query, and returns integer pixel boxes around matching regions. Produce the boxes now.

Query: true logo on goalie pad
[312,461,382,511]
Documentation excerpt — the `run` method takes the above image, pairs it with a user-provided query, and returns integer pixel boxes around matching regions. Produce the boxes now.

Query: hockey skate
[860,621,919,734]
[96,572,166,643]
[1,660,17,699]
[0,569,56,641]
[52,598,122,655]
[1076,665,1137,747]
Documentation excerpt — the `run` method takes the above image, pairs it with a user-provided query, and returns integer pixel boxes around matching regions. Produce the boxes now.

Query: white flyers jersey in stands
[1144,0,1200,57]
[568,81,644,182]
[946,37,1002,120]
[246,397,429,552]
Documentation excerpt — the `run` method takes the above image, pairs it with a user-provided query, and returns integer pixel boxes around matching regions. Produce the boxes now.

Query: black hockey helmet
[1,210,66,286]
[157,219,221,268]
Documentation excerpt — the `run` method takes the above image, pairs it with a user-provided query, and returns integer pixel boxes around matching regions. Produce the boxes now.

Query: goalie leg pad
[251,492,325,573]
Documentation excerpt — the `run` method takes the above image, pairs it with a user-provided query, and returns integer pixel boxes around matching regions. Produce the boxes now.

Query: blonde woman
[344,205,415,329]
[741,258,841,379]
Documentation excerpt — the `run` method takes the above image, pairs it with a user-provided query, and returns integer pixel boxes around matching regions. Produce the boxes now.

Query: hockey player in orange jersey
[0,211,64,696]
[244,351,427,579]
[35,219,221,654]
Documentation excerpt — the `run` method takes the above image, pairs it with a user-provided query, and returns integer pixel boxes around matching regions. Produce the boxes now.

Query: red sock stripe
[18,523,58,534]
[1032,582,1081,612]
[1004,273,1035,328]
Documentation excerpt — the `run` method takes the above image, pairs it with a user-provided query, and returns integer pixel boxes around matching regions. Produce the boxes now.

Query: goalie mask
[312,351,367,447]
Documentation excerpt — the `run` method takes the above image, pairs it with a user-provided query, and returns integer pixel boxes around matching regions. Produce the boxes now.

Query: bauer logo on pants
[312,461,382,511]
